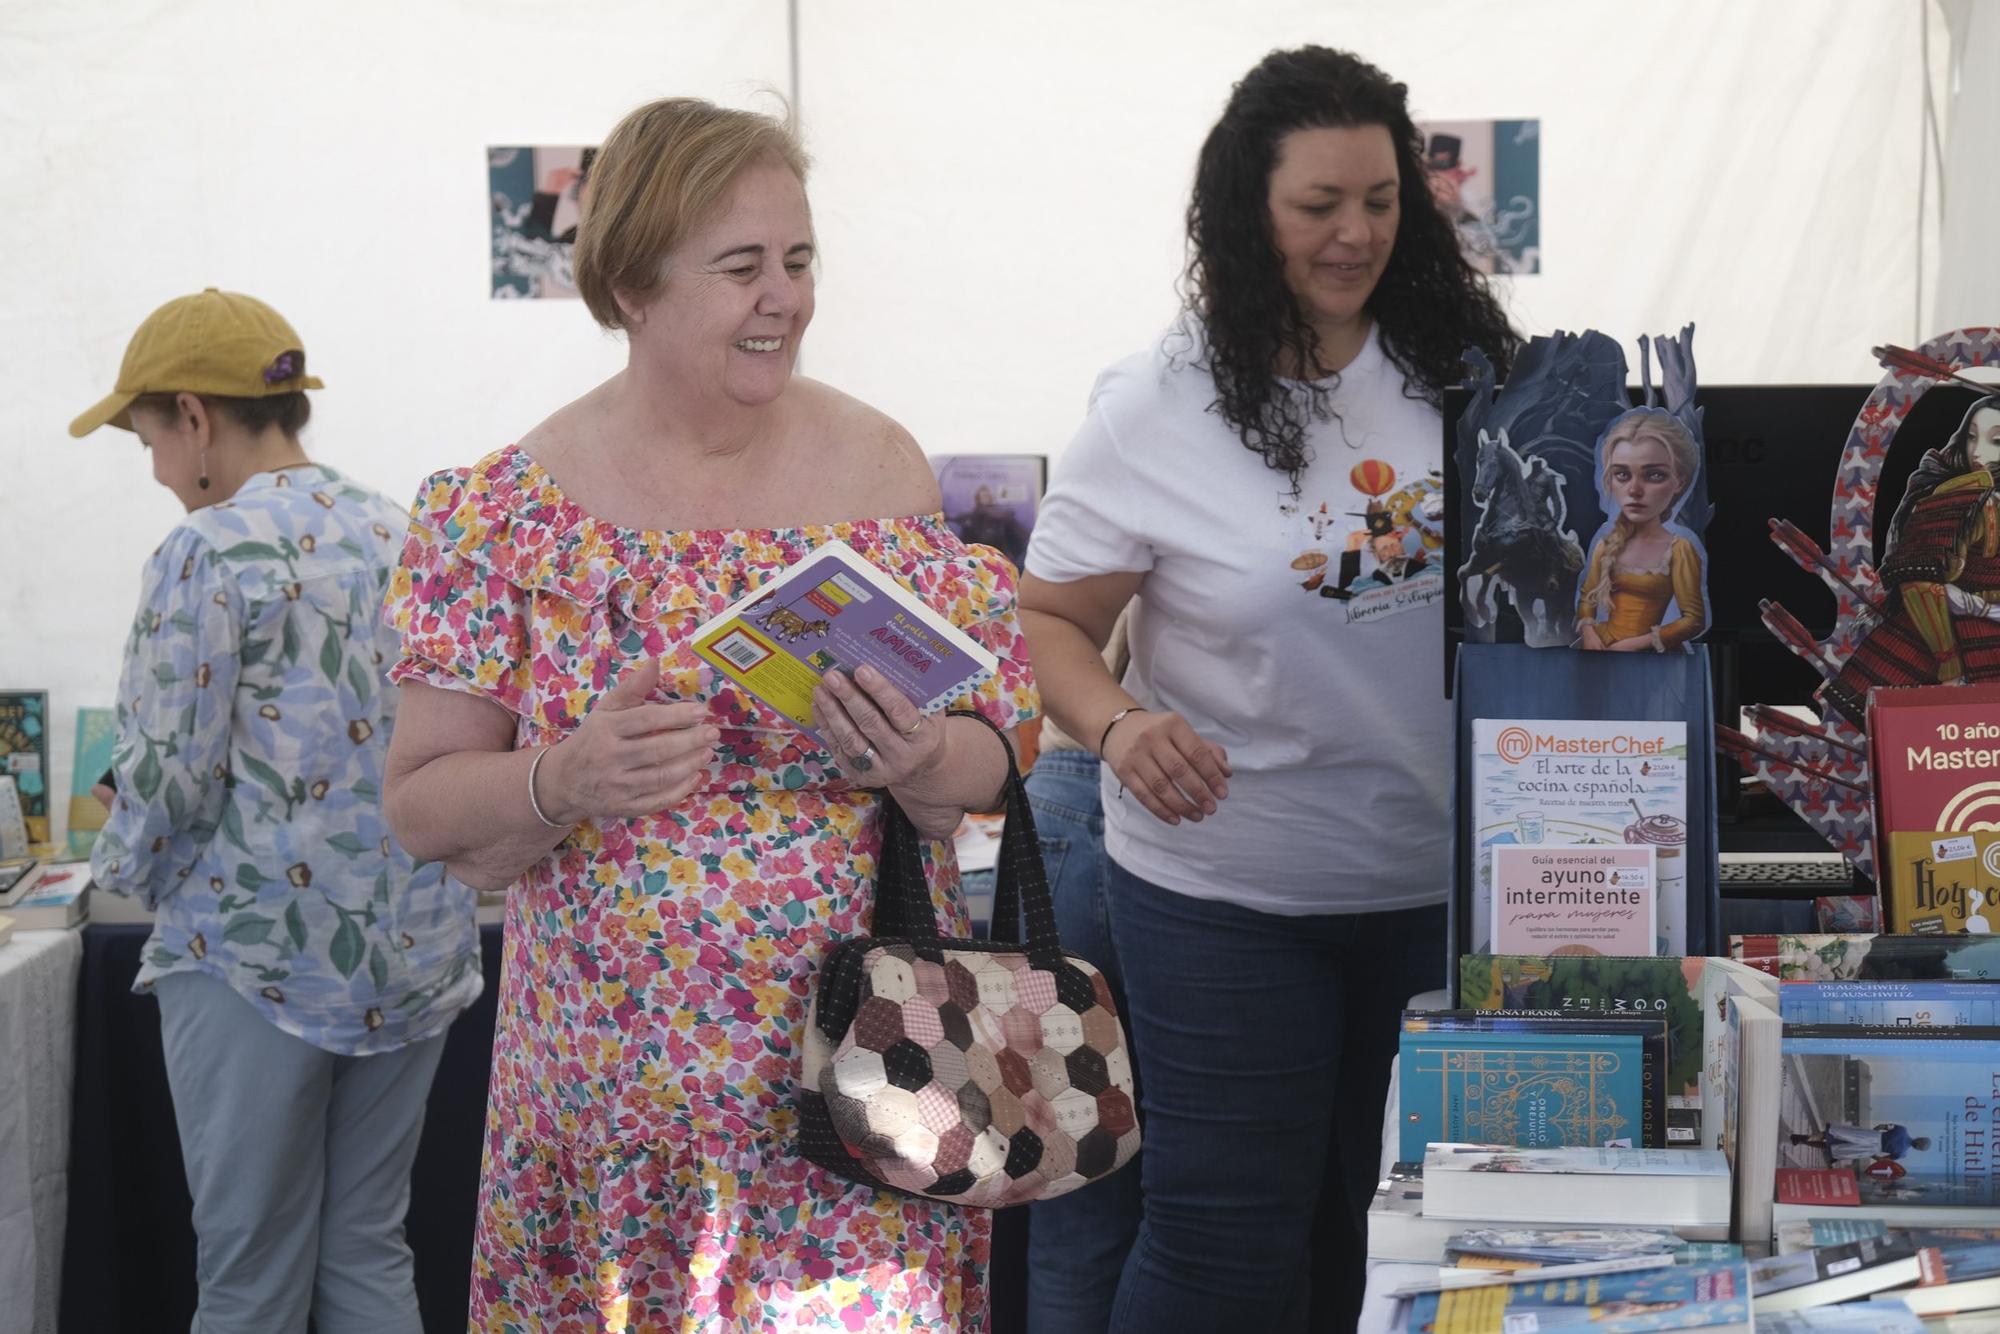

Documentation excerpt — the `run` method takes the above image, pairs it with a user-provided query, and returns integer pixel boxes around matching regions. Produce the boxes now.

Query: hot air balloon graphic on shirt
[1313,460,1430,601]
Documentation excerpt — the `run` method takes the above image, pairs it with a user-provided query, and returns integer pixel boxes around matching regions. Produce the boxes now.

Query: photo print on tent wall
[1419,118,1541,275]
[489,145,596,298]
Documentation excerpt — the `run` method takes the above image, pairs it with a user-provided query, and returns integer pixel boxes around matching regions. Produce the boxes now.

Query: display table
[0,928,83,1334]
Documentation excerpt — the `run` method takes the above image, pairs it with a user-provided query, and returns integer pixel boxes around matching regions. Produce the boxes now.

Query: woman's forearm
[1018,607,1134,753]
[387,746,570,892]
[889,715,1016,839]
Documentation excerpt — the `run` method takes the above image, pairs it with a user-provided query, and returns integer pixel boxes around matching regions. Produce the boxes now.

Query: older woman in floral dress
[383,99,1033,1332]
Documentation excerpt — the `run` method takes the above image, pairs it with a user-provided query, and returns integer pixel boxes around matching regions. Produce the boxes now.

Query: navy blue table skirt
[59,922,1026,1332]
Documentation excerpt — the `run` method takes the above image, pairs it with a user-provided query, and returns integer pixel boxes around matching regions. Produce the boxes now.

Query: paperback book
[1402,1010,1668,1149]
[1775,1028,2000,1221]
[1722,990,1781,1247]
[67,706,116,858]
[1397,1027,1647,1160]
[688,539,998,745]
[1778,980,2000,1029]
[1469,718,1689,954]
[0,691,48,846]
[1731,934,2000,981]
[1748,1236,1925,1314]
[1400,1258,1748,1333]
[1699,956,1779,1154]
[1421,1145,1732,1240]
[1443,1227,1738,1270]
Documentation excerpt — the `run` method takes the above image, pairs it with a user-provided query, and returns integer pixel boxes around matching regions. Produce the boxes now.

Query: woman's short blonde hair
[574,97,810,331]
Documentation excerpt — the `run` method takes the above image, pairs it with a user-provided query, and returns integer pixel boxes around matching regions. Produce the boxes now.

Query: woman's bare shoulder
[789,379,940,515]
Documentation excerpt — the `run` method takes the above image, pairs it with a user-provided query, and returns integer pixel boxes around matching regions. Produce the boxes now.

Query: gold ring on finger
[903,717,924,737]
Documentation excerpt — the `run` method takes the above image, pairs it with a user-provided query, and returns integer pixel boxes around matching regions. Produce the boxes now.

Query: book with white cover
[1750,1236,1925,1313]
[1421,1145,1731,1240]
[1724,990,1781,1245]
[1700,955,1779,1153]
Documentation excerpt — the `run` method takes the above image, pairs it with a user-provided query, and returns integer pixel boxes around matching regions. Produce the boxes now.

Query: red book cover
[1868,684,2000,932]
[1775,1166,1861,1207]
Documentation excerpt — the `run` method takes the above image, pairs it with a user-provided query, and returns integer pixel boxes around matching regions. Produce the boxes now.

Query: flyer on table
[1472,719,1689,953]
[1491,844,1657,956]
[689,539,997,744]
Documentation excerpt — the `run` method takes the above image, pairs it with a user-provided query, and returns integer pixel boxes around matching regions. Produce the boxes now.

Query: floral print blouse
[92,465,482,1056]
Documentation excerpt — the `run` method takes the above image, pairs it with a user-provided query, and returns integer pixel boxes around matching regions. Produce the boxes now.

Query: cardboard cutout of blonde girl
[1575,407,1711,652]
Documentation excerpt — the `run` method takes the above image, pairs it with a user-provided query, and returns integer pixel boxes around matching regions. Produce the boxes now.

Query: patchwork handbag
[799,712,1141,1207]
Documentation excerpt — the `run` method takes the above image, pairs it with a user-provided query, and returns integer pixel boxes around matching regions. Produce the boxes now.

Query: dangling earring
[198,446,210,490]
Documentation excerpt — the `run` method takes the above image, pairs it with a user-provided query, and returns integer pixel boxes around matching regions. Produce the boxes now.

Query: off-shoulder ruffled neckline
[500,442,955,548]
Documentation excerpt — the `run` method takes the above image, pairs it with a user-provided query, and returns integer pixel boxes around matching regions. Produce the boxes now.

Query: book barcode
[714,631,766,671]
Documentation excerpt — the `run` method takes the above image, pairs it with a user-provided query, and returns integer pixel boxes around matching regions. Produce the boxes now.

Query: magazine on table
[688,538,997,746]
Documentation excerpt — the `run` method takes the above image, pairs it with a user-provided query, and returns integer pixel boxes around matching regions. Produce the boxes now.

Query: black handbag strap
[873,709,1065,967]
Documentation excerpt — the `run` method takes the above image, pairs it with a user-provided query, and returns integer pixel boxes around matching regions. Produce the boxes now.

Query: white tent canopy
[0,0,1977,817]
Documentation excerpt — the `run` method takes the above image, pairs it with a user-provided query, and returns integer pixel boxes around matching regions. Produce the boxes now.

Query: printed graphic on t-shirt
[1283,459,1444,624]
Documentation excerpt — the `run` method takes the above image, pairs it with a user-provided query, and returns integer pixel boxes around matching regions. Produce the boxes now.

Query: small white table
[0,927,84,1334]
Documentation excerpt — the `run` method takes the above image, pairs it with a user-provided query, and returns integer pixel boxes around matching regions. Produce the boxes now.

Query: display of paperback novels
[1399,1009,1667,1153]
[1458,953,1706,1122]
[688,539,997,744]
[1868,684,2000,934]
[1470,718,1690,954]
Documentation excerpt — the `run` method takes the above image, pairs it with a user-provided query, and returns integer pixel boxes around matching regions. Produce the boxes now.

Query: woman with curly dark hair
[1019,45,1518,1331]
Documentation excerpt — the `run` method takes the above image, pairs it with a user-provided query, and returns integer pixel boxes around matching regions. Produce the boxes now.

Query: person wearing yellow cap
[74,289,482,1334]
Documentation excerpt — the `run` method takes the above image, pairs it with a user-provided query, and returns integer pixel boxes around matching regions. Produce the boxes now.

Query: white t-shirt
[1026,323,1450,916]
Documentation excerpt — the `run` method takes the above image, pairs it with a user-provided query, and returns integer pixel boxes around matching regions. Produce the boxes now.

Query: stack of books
[0,858,91,931]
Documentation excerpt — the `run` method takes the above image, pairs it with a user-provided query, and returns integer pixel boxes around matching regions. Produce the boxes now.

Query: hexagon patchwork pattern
[806,941,1139,1206]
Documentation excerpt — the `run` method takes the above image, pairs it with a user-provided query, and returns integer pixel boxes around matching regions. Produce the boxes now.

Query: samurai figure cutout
[1822,392,2000,718]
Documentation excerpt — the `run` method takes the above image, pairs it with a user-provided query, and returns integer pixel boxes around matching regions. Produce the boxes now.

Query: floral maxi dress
[387,447,1037,1332]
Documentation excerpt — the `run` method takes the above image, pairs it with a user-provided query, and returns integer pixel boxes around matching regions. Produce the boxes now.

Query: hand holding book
[812,664,947,789]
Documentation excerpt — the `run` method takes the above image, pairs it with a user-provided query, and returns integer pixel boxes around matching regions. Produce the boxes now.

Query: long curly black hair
[1182,45,1520,492]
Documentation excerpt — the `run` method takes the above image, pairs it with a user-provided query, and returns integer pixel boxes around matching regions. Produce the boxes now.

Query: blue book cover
[1404,1011,1667,1148]
[1399,1028,1646,1161]
[1776,1030,2000,1204]
[1405,1260,1748,1333]
[1779,980,2000,1029]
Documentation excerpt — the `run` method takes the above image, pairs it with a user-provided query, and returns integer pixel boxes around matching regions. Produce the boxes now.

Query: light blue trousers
[154,971,445,1334]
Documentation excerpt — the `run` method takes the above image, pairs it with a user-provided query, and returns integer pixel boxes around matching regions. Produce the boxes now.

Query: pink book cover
[1490,844,1658,956]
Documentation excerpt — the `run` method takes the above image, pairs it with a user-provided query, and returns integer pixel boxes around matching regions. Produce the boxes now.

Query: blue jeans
[1020,749,1143,1334]
[1102,858,1447,1334]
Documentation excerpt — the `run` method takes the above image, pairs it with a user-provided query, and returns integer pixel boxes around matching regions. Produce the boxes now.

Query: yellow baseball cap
[69,288,326,437]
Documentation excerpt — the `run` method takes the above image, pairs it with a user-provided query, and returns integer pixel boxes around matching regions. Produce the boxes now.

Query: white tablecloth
[0,928,83,1334]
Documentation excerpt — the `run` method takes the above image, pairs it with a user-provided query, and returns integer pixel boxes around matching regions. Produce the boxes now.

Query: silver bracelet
[526,746,566,828]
